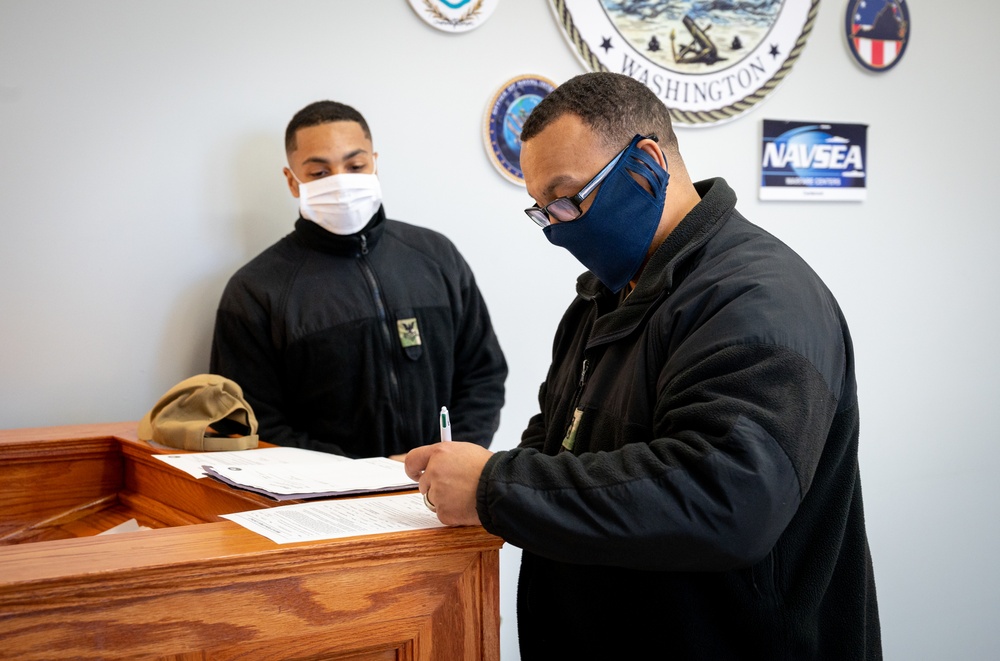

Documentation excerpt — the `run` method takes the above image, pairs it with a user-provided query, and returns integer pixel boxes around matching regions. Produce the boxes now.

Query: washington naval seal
[549,0,819,127]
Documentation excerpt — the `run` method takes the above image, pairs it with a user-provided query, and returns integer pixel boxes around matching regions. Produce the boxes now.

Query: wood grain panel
[0,423,503,660]
[0,437,123,540]
[0,531,494,659]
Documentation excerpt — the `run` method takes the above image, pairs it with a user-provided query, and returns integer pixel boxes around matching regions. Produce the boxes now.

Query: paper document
[203,456,416,500]
[97,518,152,535]
[153,446,416,500]
[222,492,446,543]
[153,446,350,479]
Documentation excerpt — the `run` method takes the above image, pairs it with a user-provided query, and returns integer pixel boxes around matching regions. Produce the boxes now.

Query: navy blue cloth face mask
[542,134,668,293]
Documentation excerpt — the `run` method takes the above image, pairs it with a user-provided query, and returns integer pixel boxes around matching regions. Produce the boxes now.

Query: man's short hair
[285,101,371,153]
[520,72,678,155]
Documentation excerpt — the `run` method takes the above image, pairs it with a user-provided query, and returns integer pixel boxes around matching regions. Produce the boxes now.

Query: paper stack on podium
[153,446,416,500]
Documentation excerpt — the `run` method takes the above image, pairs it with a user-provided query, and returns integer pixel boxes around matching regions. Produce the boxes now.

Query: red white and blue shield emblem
[846,0,910,72]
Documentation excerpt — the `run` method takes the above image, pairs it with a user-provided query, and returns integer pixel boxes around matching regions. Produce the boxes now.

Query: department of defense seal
[407,0,499,34]
[549,0,819,127]
[483,75,556,185]
[845,0,910,72]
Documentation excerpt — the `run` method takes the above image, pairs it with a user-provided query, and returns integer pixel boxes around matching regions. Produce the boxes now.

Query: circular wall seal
[483,75,556,186]
[407,0,499,34]
[845,0,910,72]
[548,0,819,127]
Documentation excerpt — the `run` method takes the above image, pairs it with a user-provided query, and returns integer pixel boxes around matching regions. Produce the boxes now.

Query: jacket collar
[292,205,387,256]
[579,177,737,346]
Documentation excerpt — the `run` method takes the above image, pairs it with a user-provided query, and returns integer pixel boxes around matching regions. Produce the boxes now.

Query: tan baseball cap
[138,374,259,451]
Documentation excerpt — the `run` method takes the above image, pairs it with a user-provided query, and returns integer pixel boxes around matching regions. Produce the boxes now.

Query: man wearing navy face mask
[211,100,507,460]
[406,72,881,659]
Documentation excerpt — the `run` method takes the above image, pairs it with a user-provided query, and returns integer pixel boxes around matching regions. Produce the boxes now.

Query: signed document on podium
[222,492,446,543]
[153,446,416,500]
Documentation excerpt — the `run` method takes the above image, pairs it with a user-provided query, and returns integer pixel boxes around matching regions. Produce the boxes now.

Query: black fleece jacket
[210,208,507,458]
[477,178,880,659]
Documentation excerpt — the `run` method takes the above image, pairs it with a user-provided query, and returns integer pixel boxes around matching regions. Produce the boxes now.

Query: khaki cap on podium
[138,374,259,451]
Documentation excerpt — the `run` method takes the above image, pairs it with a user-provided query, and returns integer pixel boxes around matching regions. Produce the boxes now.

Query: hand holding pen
[408,422,493,525]
[424,406,452,512]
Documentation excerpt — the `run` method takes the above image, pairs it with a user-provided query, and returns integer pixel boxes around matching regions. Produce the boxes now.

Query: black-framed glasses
[524,134,658,228]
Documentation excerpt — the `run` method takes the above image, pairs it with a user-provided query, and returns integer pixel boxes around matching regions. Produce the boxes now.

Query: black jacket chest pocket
[395,312,423,361]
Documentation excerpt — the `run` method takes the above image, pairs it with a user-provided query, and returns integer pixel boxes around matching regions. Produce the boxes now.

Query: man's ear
[283,167,300,198]
[637,137,667,171]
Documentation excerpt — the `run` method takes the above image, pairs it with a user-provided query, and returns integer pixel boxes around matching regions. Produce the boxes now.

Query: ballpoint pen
[424,407,452,513]
[439,406,452,442]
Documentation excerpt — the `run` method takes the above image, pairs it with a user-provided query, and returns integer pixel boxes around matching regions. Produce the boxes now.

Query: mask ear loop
[623,147,669,199]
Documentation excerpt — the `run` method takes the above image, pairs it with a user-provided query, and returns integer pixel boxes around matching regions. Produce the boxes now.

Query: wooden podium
[0,423,503,660]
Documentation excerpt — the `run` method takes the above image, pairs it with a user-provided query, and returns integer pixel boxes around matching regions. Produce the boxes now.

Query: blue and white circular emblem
[483,75,555,186]
[407,0,499,34]
[845,0,910,72]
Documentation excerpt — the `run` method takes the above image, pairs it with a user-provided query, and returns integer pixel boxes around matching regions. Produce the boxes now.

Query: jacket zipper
[560,309,597,452]
[358,234,402,430]
[572,302,599,410]
[572,357,590,410]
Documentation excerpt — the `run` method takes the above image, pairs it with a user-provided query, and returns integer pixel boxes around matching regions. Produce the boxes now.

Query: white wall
[1,1,998,658]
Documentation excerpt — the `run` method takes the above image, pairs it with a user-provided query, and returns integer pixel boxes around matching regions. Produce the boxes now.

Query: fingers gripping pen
[423,406,452,513]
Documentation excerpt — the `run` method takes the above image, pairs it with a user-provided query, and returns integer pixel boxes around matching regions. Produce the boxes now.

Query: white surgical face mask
[293,160,382,235]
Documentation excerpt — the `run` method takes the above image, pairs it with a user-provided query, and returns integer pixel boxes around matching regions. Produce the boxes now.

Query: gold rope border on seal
[552,0,820,126]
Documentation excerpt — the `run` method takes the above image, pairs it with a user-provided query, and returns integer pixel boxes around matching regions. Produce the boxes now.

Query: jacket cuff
[475,450,506,533]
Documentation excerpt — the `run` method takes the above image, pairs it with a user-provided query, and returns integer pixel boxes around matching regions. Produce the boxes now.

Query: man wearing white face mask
[210,101,507,460]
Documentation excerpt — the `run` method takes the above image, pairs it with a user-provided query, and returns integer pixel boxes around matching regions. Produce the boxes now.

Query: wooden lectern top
[0,422,503,661]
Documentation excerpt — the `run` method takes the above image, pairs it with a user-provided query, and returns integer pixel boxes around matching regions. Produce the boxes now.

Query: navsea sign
[760,120,869,201]
[549,0,819,126]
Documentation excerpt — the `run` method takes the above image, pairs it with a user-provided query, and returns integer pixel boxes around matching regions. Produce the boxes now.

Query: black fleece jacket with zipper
[211,207,507,458]
[477,178,880,660]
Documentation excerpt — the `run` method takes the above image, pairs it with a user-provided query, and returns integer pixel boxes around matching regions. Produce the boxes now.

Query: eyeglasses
[524,134,658,228]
